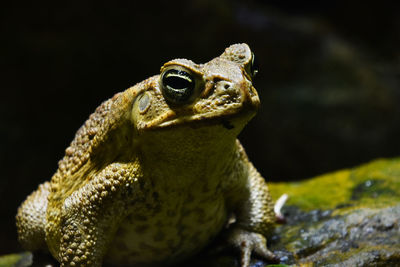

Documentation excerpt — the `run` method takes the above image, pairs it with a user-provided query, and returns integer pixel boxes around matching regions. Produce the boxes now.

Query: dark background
[1,0,399,254]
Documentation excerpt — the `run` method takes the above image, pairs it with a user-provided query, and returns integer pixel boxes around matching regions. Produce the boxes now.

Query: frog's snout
[242,84,260,110]
[209,78,260,111]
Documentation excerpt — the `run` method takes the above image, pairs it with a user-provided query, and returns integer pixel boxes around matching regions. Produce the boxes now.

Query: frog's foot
[228,228,279,267]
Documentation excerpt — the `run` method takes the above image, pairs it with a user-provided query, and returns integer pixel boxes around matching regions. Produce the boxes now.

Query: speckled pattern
[16,44,276,267]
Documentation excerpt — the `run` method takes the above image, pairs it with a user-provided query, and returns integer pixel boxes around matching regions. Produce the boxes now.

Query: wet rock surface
[271,205,400,266]
[266,158,400,266]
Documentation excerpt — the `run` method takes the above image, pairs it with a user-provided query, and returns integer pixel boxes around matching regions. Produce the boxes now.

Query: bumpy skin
[16,44,277,267]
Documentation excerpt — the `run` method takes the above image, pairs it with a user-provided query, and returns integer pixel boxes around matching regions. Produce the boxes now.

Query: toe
[239,241,252,267]
[228,228,278,267]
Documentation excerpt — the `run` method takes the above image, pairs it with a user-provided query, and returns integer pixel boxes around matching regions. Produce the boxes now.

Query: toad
[16,43,277,267]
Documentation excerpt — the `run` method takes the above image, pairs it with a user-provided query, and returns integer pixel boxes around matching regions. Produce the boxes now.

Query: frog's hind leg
[16,181,50,251]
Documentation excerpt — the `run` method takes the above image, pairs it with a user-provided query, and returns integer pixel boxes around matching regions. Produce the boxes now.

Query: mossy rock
[0,252,32,267]
[270,158,400,211]
[268,157,400,265]
[3,158,399,266]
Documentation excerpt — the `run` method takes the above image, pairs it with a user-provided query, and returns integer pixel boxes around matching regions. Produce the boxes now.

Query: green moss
[269,158,400,212]
[270,169,352,211]
[0,252,32,267]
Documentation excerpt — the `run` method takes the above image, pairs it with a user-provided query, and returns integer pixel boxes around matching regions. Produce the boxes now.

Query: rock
[268,158,400,266]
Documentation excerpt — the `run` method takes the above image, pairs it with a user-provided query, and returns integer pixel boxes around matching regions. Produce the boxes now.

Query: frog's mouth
[152,103,258,132]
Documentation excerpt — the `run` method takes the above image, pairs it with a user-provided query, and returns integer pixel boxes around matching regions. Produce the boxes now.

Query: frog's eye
[250,52,259,78]
[161,68,195,104]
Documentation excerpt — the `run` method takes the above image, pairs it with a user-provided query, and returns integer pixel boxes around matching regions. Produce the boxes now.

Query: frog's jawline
[152,106,257,131]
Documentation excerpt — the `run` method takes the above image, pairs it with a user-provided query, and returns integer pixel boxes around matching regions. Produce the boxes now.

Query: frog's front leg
[228,147,279,267]
[58,163,140,267]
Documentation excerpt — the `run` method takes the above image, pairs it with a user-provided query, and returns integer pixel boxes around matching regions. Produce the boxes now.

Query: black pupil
[162,69,195,104]
[165,70,191,90]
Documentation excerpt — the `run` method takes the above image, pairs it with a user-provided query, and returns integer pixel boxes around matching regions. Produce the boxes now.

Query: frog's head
[132,43,260,136]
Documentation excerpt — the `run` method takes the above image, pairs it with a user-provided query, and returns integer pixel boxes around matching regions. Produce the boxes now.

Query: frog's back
[17,78,155,255]
[45,79,158,253]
